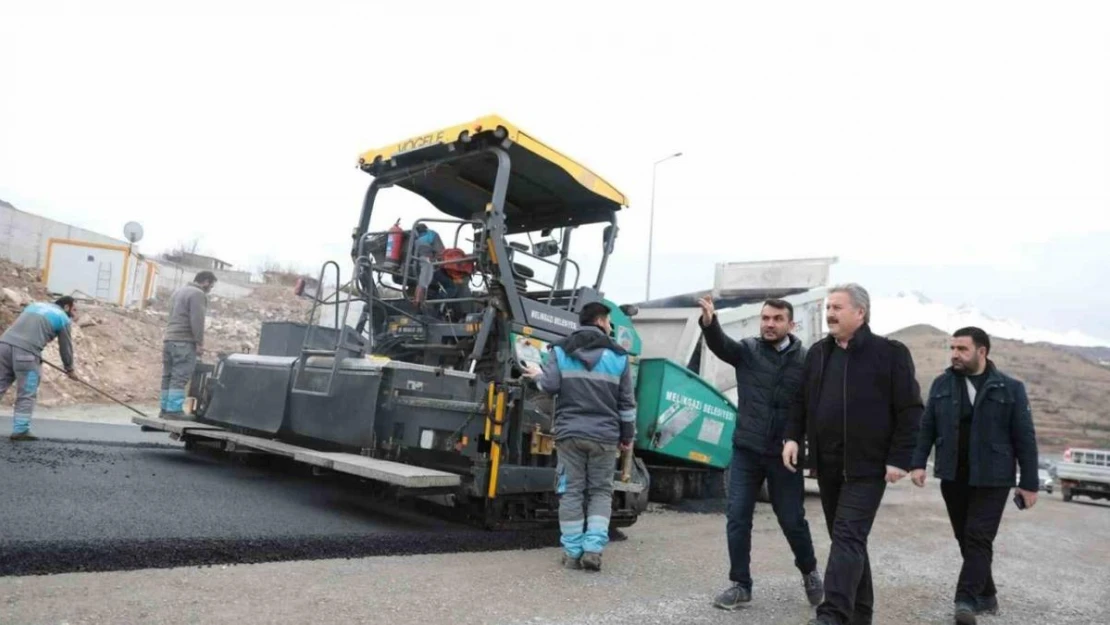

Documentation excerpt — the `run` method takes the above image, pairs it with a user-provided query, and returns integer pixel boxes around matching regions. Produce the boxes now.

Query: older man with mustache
[782,283,924,625]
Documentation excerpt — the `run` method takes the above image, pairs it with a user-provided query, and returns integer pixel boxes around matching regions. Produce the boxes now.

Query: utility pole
[646,151,683,301]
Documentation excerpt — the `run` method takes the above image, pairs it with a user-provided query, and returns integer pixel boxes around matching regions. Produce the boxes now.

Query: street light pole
[646,151,683,302]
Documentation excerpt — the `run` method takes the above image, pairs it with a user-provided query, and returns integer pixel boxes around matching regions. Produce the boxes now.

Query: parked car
[1038,468,1054,494]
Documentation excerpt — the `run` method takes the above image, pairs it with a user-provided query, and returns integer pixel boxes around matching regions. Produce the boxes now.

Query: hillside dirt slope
[890,324,1110,453]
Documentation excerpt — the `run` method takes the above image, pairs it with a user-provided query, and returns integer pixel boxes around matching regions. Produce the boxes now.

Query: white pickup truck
[1055,447,1110,503]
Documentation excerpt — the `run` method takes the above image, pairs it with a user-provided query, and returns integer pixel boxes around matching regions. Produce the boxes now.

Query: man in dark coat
[783,283,923,625]
[911,326,1038,625]
[697,296,822,609]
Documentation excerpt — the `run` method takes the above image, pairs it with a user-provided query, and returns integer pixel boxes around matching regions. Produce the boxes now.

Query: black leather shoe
[803,570,824,606]
[955,602,977,625]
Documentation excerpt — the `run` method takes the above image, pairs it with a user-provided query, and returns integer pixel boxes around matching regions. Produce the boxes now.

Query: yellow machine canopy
[357,115,629,234]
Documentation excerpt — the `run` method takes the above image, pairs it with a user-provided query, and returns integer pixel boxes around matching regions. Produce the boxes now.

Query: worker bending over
[524,302,637,572]
[161,271,216,419]
[0,296,78,441]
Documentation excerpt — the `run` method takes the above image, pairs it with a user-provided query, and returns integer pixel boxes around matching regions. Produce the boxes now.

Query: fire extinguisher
[384,219,404,268]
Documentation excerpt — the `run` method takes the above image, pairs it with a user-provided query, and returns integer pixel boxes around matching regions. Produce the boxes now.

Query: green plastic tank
[633,358,737,469]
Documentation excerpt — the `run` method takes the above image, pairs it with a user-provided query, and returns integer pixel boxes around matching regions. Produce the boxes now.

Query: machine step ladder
[290,260,363,398]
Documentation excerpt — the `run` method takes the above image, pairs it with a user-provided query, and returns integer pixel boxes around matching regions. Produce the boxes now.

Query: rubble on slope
[0,258,313,409]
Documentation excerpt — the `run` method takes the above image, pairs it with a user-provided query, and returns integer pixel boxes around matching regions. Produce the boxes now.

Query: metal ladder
[290,261,359,398]
[95,262,113,302]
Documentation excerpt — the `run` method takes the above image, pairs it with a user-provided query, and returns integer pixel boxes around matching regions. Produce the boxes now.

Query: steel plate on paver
[292,450,461,488]
[132,416,222,435]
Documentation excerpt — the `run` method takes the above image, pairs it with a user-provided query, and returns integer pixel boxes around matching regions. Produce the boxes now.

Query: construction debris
[2,287,31,308]
[0,258,312,409]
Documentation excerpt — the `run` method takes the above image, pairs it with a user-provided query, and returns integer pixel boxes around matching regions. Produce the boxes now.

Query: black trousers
[816,469,887,625]
[940,480,1009,607]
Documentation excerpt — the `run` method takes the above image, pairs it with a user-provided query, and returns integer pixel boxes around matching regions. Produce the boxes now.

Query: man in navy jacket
[911,326,1038,625]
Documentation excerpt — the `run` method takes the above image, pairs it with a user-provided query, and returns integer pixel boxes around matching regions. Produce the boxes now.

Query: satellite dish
[123,221,144,243]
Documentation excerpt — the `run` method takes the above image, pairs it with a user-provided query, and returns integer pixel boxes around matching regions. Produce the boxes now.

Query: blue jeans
[727,446,817,590]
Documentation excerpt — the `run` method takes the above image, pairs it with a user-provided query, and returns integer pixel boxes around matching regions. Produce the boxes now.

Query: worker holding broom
[0,296,79,441]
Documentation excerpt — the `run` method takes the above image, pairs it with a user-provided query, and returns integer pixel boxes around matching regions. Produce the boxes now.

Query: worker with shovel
[0,296,79,441]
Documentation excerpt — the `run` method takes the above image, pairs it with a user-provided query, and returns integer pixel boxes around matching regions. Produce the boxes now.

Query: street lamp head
[655,151,684,166]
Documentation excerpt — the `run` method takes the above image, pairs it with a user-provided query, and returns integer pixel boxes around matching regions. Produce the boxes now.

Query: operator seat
[507,242,535,293]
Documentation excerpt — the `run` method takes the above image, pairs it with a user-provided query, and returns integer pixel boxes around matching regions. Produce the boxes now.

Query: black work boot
[581,552,602,571]
[713,583,752,610]
[954,602,977,624]
[976,596,999,615]
[9,431,38,441]
[803,569,824,606]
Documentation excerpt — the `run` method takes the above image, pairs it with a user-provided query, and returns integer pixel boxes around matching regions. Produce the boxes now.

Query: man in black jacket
[782,283,923,625]
[698,296,822,610]
[910,327,1038,625]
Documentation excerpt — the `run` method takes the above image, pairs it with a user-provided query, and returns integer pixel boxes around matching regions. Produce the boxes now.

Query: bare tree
[162,236,203,263]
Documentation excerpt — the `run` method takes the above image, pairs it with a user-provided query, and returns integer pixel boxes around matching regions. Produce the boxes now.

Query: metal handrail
[507,247,582,308]
[292,260,355,397]
[303,261,341,352]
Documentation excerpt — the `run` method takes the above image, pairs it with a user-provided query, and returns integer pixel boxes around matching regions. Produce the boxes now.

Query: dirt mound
[890,324,1110,453]
[1,258,313,409]
[0,260,49,330]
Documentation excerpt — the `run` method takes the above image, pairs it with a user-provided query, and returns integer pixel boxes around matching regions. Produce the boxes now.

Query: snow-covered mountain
[865,291,1110,348]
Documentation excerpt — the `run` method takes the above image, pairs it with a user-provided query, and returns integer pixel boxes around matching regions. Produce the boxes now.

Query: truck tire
[684,471,704,499]
[628,458,652,514]
[651,473,684,505]
[704,469,727,499]
[1062,486,1073,502]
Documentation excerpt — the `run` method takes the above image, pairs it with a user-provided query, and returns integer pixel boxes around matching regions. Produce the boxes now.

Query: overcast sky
[2,1,1107,337]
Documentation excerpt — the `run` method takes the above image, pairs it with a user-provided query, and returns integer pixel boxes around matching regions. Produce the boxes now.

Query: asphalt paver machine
[183,115,653,529]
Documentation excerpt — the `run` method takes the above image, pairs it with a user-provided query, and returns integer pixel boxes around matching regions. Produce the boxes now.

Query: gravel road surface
[2,485,1106,625]
[1,417,1106,624]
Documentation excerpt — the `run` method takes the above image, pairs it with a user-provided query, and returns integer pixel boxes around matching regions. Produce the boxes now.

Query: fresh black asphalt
[0,418,564,577]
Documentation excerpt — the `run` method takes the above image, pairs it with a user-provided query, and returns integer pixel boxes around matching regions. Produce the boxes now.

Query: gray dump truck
[624,257,836,502]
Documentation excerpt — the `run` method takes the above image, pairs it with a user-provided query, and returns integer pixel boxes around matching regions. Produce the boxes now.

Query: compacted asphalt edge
[0,419,606,577]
